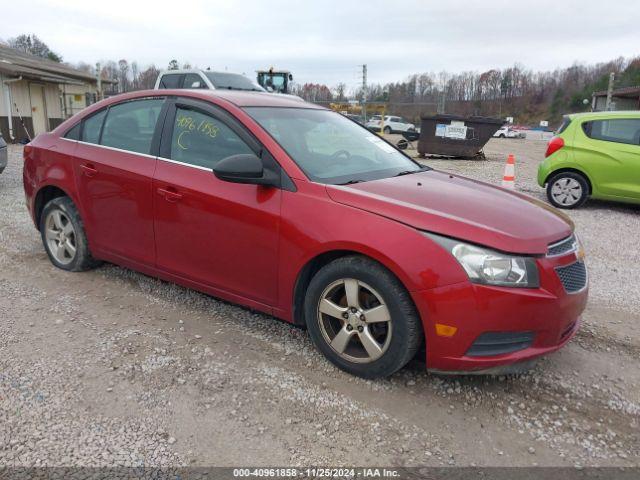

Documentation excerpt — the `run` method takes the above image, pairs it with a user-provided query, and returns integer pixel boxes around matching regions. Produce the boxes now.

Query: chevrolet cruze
[23,90,588,378]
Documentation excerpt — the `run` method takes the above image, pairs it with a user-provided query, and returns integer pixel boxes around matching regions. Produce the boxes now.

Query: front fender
[275,182,468,322]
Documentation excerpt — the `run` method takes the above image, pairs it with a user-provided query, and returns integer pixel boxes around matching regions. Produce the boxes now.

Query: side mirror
[213,154,279,187]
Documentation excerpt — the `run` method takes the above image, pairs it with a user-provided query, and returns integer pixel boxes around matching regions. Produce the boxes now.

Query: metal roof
[592,86,640,98]
[0,44,114,85]
[566,110,640,120]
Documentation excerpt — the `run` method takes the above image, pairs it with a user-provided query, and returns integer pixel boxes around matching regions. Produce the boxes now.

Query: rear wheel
[304,256,422,379]
[546,172,589,209]
[40,196,101,271]
[383,126,392,134]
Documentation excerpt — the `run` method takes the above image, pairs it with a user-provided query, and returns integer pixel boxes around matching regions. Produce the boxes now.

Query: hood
[326,170,573,255]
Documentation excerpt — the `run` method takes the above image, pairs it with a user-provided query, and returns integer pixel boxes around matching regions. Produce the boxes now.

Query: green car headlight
[425,232,539,288]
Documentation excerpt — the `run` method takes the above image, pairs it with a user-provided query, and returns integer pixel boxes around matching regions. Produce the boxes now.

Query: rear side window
[81,109,107,144]
[100,99,164,155]
[169,107,253,169]
[582,119,640,146]
[183,74,207,89]
[158,74,183,89]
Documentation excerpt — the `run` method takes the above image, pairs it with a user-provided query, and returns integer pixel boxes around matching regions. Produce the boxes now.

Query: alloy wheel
[45,209,77,265]
[317,278,392,364]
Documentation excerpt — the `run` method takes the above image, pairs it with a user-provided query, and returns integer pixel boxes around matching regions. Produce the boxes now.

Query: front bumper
[411,253,588,373]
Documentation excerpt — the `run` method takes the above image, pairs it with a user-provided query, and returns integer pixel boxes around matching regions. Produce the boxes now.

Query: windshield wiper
[395,167,426,177]
[337,179,364,185]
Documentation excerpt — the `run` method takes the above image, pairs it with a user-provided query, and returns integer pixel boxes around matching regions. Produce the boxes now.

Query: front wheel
[304,256,423,379]
[546,172,589,209]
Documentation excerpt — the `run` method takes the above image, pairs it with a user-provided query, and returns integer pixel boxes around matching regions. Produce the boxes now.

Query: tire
[383,126,392,134]
[499,134,506,138]
[546,172,589,209]
[40,196,101,271]
[304,255,423,379]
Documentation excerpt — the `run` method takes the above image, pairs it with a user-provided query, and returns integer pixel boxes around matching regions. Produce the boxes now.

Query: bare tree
[137,65,161,90]
[8,34,63,62]
[117,59,130,92]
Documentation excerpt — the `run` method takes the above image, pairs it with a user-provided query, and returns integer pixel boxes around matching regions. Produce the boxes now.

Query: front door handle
[80,163,98,177]
[157,187,183,202]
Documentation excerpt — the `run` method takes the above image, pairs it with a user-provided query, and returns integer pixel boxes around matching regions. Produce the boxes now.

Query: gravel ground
[1,142,639,468]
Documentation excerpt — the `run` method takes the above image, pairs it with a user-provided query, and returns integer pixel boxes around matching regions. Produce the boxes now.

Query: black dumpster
[418,114,504,158]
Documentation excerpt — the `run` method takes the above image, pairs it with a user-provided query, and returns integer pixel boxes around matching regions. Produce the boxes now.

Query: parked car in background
[366,115,416,134]
[493,126,525,139]
[343,113,365,125]
[24,89,587,378]
[0,134,7,174]
[155,69,265,92]
[538,111,640,209]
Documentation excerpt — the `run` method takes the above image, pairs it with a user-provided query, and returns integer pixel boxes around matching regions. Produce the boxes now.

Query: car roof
[566,110,640,120]
[158,69,229,75]
[110,89,321,109]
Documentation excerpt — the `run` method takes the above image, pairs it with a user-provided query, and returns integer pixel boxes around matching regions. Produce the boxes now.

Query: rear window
[100,99,164,154]
[582,118,640,146]
[556,117,571,134]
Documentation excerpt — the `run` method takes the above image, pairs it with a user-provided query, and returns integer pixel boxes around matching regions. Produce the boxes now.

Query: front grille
[548,235,576,256]
[466,331,535,357]
[555,261,587,293]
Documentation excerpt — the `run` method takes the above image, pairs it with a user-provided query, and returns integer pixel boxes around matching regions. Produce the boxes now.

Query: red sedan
[23,90,588,378]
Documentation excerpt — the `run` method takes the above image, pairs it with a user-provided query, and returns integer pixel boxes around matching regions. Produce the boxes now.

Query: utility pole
[361,64,368,123]
[438,91,446,115]
[605,72,615,111]
[96,62,102,101]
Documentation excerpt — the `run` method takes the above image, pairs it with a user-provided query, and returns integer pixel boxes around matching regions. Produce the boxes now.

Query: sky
[2,0,639,90]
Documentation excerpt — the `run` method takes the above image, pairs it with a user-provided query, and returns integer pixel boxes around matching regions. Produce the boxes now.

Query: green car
[537,111,640,209]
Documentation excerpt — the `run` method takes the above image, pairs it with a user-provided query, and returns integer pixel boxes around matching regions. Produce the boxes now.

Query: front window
[204,72,264,92]
[169,107,253,169]
[245,107,423,184]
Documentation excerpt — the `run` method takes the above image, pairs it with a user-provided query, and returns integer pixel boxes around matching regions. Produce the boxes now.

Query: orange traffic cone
[501,154,515,189]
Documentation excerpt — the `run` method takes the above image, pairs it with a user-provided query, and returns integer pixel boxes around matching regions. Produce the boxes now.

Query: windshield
[204,72,265,92]
[245,107,424,184]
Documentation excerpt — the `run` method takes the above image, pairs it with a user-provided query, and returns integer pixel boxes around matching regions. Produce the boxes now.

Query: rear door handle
[80,163,98,177]
[157,187,183,202]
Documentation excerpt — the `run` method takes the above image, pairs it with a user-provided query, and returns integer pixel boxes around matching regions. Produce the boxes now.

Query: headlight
[425,232,539,288]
